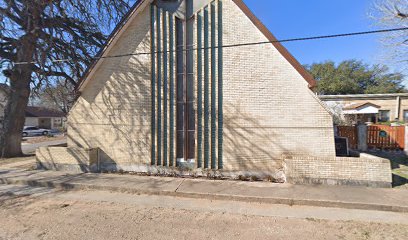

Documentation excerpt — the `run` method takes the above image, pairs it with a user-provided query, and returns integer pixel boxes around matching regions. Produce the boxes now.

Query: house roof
[343,102,381,110]
[26,106,66,118]
[76,0,316,91]
[319,93,408,101]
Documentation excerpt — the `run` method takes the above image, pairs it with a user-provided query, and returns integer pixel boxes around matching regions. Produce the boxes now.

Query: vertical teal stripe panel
[203,7,210,169]
[217,0,223,169]
[150,4,156,166]
[197,11,203,168]
[210,2,217,170]
[169,13,175,167]
[162,11,168,167]
[156,9,162,166]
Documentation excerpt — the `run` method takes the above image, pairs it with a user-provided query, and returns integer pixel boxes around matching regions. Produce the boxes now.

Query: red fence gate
[337,125,405,150]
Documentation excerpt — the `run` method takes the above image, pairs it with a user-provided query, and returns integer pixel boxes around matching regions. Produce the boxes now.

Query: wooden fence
[337,125,405,150]
[367,125,405,150]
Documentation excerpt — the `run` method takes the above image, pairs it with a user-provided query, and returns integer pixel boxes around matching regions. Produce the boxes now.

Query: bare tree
[33,80,76,114]
[0,0,133,157]
[372,0,408,68]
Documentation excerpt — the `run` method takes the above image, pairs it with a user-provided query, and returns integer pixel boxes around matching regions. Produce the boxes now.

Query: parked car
[22,126,51,137]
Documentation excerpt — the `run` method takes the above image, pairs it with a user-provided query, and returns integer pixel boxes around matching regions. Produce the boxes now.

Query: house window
[403,110,408,122]
[378,110,390,122]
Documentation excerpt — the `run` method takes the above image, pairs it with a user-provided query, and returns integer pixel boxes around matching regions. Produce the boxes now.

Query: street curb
[1,177,407,213]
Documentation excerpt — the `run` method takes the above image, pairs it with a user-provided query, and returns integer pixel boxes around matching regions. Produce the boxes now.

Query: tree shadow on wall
[67,23,152,169]
[223,105,289,173]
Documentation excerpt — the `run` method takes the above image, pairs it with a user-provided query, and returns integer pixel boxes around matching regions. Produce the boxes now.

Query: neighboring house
[0,83,10,129]
[25,106,66,129]
[320,93,408,125]
[37,0,391,187]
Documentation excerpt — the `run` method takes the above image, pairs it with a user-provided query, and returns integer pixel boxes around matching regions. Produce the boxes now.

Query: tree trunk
[0,1,42,158]
[0,40,36,158]
[0,71,32,158]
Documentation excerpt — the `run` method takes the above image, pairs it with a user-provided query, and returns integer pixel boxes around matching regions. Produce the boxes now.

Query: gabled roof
[343,102,381,110]
[26,106,66,118]
[76,0,316,91]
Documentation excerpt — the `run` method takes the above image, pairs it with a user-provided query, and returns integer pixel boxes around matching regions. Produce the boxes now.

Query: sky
[243,0,407,83]
[1,0,406,84]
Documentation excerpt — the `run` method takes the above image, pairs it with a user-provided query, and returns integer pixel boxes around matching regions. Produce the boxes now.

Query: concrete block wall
[285,154,392,187]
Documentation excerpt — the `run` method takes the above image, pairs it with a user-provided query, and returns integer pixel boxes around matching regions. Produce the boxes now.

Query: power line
[12,27,408,65]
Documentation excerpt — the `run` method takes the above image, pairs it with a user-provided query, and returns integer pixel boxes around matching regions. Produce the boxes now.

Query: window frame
[378,110,391,122]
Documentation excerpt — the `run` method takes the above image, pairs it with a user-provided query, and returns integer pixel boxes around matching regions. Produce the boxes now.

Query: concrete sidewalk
[22,138,67,154]
[1,169,408,213]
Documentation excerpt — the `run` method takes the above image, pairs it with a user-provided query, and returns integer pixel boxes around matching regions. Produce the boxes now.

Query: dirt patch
[0,193,407,240]
[0,156,35,167]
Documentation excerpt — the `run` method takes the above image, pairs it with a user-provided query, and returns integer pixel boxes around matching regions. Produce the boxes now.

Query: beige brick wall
[67,0,335,173]
[221,0,335,171]
[285,154,392,187]
[68,4,152,166]
[36,147,98,172]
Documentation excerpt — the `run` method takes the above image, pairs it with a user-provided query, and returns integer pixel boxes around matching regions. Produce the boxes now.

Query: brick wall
[36,147,97,172]
[67,4,152,167]
[221,0,335,172]
[67,0,335,175]
[285,154,392,187]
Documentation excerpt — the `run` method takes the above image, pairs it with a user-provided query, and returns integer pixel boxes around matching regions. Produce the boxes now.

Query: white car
[22,126,51,137]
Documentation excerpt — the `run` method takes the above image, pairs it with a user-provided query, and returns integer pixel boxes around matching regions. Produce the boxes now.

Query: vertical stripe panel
[150,4,156,166]
[169,13,175,167]
[217,0,223,169]
[175,18,185,165]
[210,1,217,170]
[197,11,203,168]
[162,11,168,167]
[203,7,210,169]
[156,9,162,166]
